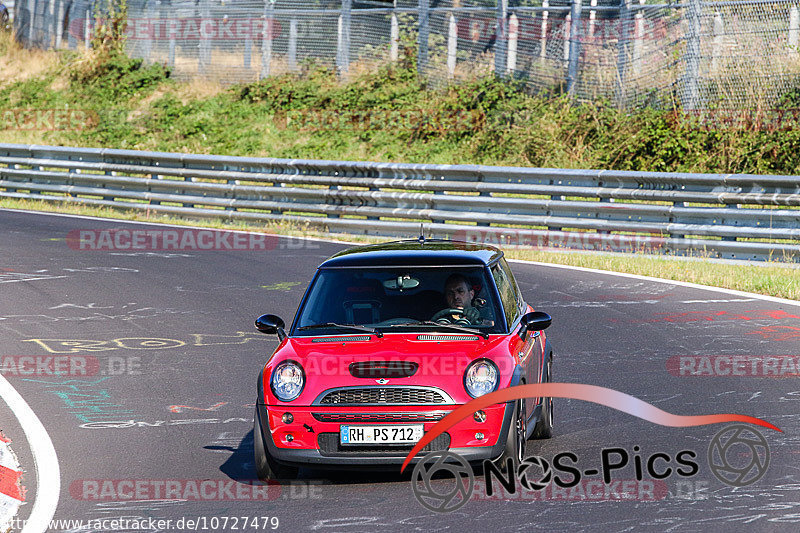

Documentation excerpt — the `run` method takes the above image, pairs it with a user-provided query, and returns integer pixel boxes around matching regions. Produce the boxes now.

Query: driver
[434,274,482,325]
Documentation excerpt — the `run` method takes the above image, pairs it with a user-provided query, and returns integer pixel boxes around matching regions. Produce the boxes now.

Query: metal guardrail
[0,143,798,261]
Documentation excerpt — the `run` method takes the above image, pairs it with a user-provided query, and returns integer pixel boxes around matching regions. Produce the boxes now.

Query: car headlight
[464,359,499,398]
[270,361,305,402]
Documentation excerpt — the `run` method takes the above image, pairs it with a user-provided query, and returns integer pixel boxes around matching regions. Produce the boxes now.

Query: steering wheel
[431,308,470,325]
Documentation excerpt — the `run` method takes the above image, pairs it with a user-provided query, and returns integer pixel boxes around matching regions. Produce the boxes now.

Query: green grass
[2,197,797,301]
[2,32,800,173]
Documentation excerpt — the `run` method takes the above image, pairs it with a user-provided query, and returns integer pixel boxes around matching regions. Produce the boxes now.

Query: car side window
[498,258,526,317]
[491,263,517,329]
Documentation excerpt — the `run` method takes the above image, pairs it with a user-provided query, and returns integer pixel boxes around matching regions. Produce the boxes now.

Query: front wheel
[495,398,526,473]
[253,408,298,481]
[531,354,553,439]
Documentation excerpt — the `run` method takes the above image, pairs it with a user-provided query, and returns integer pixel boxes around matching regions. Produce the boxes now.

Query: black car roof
[320,240,503,268]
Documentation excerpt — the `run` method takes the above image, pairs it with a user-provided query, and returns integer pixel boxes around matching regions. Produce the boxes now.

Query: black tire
[253,408,298,481]
[495,398,526,473]
[531,353,553,439]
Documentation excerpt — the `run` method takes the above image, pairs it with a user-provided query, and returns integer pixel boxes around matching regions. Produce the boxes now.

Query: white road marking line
[0,375,60,533]
[509,259,800,308]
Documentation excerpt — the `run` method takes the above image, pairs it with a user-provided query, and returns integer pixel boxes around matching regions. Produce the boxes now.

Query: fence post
[566,0,581,95]
[588,0,596,38]
[143,0,154,64]
[244,16,253,69]
[199,0,211,75]
[289,19,298,73]
[68,0,78,49]
[55,0,65,48]
[27,0,37,45]
[390,1,399,61]
[168,8,177,68]
[563,11,571,64]
[632,0,645,75]
[418,0,430,76]
[789,6,799,50]
[337,0,351,75]
[681,0,701,110]
[711,11,723,73]
[615,0,631,108]
[448,13,457,78]
[260,0,274,79]
[495,0,508,77]
[540,0,548,63]
[507,13,518,74]
[84,0,91,50]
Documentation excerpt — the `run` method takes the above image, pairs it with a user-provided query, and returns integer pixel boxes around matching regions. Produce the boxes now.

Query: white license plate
[340,424,424,445]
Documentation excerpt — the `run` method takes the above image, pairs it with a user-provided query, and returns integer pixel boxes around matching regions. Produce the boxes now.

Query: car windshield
[292,267,505,335]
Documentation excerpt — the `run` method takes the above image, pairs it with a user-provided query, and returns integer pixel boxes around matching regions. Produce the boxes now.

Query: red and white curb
[0,431,23,533]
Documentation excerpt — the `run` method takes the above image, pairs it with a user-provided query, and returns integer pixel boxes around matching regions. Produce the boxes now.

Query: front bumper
[255,401,515,470]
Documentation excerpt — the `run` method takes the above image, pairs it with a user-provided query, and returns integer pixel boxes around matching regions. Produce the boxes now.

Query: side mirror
[255,314,287,341]
[519,311,552,338]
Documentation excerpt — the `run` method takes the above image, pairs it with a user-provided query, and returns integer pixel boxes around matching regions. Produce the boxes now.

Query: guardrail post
[390,2,399,62]
[507,13,518,75]
[448,13,457,79]
[615,0,631,108]
[260,0,274,79]
[791,7,800,51]
[338,0,352,76]
[566,0,582,95]
[289,19,299,73]
[495,0,508,78]
[149,173,161,206]
[540,0,548,64]
[418,0,430,77]
[681,0,701,110]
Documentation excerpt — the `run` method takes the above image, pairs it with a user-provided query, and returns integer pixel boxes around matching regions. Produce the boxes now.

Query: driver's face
[445,281,474,309]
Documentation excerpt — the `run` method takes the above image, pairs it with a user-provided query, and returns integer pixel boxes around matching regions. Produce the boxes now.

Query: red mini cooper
[253,240,554,480]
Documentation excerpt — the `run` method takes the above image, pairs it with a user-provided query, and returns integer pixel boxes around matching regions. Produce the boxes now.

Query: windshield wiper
[385,321,489,339]
[297,322,383,338]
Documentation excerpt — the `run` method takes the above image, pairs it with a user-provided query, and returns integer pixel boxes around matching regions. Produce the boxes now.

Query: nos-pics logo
[411,424,770,512]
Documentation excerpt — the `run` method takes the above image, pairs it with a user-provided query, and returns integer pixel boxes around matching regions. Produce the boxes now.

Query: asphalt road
[1,208,800,532]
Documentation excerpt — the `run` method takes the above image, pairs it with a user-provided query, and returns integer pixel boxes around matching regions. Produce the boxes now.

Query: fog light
[475,432,484,440]
[282,412,294,424]
[473,410,486,423]
[286,434,294,442]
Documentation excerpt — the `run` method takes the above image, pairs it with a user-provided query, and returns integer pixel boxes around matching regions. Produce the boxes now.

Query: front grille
[317,432,451,456]
[317,387,450,405]
[312,412,448,423]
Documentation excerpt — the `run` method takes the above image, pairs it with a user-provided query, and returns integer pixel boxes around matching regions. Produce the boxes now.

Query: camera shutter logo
[411,451,474,513]
[518,456,553,491]
[708,424,770,487]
